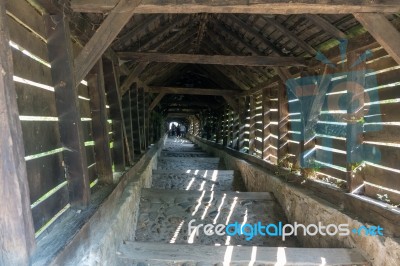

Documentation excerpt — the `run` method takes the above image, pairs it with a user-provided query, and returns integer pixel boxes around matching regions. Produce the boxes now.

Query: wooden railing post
[103,59,126,171]
[88,60,113,184]
[45,13,90,208]
[0,3,36,263]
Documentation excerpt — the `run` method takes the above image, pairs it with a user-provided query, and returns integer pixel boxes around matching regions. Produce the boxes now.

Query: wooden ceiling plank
[117,52,308,67]
[146,86,239,96]
[71,0,400,14]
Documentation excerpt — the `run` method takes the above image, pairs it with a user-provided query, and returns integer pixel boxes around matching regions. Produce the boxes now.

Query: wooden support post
[138,87,146,150]
[237,97,247,151]
[103,60,126,171]
[144,92,150,146]
[121,88,135,163]
[131,85,143,154]
[277,82,289,164]
[249,95,256,155]
[88,60,113,184]
[0,2,35,264]
[45,13,90,208]
[262,88,272,161]
[346,52,366,193]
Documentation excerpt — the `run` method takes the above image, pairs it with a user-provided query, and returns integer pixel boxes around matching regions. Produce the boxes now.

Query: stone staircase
[117,137,368,265]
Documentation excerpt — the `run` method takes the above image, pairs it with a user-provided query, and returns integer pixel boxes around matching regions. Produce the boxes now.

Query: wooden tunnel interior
[1,0,400,265]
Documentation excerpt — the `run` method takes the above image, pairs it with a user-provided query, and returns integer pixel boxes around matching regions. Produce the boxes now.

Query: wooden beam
[117,52,308,67]
[306,14,347,39]
[259,16,317,56]
[0,2,35,264]
[149,93,166,111]
[88,60,113,184]
[194,13,208,53]
[224,14,284,56]
[223,95,239,113]
[146,86,239,96]
[354,13,400,66]
[120,62,149,96]
[74,0,140,87]
[45,13,91,208]
[71,0,400,14]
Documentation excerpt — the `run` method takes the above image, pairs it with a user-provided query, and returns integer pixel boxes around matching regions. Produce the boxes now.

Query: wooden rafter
[74,0,140,87]
[259,16,317,56]
[223,14,284,56]
[117,52,308,67]
[145,86,239,96]
[149,93,166,111]
[71,0,400,14]
[194,13,209,53]
[306,14,347,39]
[354,13,400,66]
[113,14,161,49]
[120,62,150,96]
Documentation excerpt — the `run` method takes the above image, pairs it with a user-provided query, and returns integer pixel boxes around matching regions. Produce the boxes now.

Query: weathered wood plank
[306,14,347,39]
[45,13,91,208]
[103,59,126,170]
[120,62,149,96]
[88,60,113,184]
[0,2,36,264]
[149,92,166,111]
[74,0,139,87]
[145,86,239,96]
[117,52,308,67]
[71,0,400,14]
[354,13,400,66]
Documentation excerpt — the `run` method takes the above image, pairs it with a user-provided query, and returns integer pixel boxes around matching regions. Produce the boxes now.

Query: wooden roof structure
[51,0,400,117]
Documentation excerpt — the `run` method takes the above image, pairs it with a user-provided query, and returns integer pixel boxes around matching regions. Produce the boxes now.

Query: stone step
[157,157,221,170]
[161,151,211,158]
[135,189,299,246]
[152,170,234,191]
[117,241,369,266]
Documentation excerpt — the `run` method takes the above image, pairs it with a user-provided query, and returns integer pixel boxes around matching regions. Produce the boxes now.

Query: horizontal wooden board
[364,144,400,171]
[364,125,400,143]
[254,139,263,151]
[363,164,400,191]
[316,123,347,137]
[15,83,57,117]
[316,149,347,167]
[79,99,91,118]
[7,16,48,61]
[78,83,89,98]
[288,142,300,155]
[6,0,46,39]
[367,56,397,72]
[26,152,65,203]
[12,49,52,85]
[31,186,69,231]
[316,136,346,151]
[317,166,347,181]
[364,184,400,206]
[81,121,94,142]
[21,121,61,156]
[365,102,400,123]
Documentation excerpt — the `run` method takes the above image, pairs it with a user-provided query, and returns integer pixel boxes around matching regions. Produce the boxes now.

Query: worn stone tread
[141,188,275,201]
[118,241,369,265]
